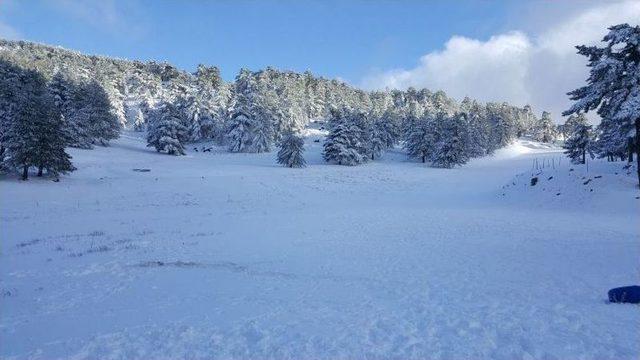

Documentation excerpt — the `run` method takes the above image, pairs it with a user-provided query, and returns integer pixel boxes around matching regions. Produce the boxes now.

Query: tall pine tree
[564,122,594,164]
[146,102,188,155]
[563,24,640,186]
[404,116,438,163]
[431,114,469,168]
[2,65,74,180]
[323,109,368,166]
[277,132,306,168]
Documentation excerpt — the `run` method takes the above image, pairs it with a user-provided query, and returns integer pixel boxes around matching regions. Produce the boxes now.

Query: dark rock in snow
[530,177,538,186]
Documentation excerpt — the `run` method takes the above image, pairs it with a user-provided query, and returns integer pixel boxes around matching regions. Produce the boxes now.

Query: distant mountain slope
[0,39,541,140]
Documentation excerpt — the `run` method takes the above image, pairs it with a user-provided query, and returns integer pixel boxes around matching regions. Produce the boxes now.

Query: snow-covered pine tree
[368,122,385,161]
[595,120,627,161]
[48,71,91,148]
[226,69,274,153]
[146,102,188,155]
[323,108,367,166]
[2,66,74,180]
[0,58,22,169]
[195,64,223,90]
[561,114,587,140]
[177,94,203,141]
[486,102,517,151]
[460,98,491,157]
[517,104,538,137]
[377,110,400,147]
[32,97,76,178]
[225,95,273,153]
[250,114,273,153]
[404,116,438,163]
[564,122,594,164]
[76,80,121,146]
[563,24,640,186]
[431,114,469,168]
[277,132,306,168]
[226,98,254,153]
[533,111,557,143]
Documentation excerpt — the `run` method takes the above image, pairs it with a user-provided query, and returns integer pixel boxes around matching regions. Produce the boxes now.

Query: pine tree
[48,71,92,149]
[2,66,74,180]
[368,111,399,160]
[83,81,121,146]
[226,70,274,153]
[226,104,254,153]
[0,58,21,169]
[431,114,469,168]
[533,111,557,143]
[146,102,188,155]
[368,123,385,160]
[251,116,273,153]
[323,109,367,166]
[277,132,306,168]
[595,119,627,161]
[564,24,640,186]
[564,122,594,164]
[404,116,438,163]
[32,97,76,177]
[562,114,587,140]
[225,93,273,153]
[461,99,491,157]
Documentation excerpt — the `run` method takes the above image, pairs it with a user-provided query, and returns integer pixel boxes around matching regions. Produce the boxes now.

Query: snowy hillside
[1,136,639,359]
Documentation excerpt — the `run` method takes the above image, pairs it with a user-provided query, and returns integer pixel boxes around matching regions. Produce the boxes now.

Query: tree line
[0,57,118,179]
[1,38,568,179]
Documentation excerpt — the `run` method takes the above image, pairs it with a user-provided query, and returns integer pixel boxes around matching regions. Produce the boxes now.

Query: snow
[1,134,639,359]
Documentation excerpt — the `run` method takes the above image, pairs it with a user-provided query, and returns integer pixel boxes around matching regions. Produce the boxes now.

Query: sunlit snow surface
[1,133,638,359]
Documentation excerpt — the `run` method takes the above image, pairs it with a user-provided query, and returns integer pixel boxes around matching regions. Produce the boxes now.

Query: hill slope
[1,136,638,359]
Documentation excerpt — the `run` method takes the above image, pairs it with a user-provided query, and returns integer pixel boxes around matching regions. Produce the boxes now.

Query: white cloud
[361,0,640,121]
[363,32,533,106]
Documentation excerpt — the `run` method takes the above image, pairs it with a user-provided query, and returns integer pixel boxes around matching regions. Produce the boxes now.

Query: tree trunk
[421,155,426,163]
[635,118,640,188]
[582,149,586,164]
[22,165,28,181]
[37,166,43,177]
[628,137,634,162]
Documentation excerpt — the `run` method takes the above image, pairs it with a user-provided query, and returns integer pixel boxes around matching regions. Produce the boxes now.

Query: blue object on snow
[608,286,640,304]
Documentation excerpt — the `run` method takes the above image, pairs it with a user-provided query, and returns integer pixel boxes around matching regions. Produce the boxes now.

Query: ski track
[1,134,638,359]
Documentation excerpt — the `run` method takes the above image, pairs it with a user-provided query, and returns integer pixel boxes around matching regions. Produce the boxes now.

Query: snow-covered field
[1,133,639,359]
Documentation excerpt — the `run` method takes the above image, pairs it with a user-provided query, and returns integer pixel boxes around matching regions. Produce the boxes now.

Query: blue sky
[1,0,638,119]
[2,0,515,81]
